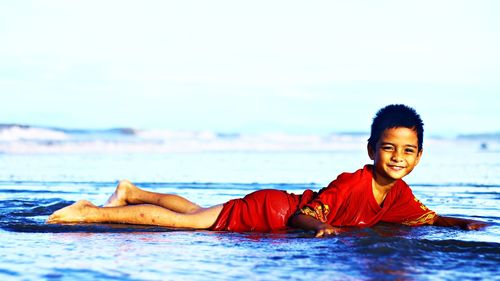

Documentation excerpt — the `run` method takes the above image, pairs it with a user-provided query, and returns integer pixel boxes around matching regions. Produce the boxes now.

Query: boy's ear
[415,149,423,166]
[367,143,375,160]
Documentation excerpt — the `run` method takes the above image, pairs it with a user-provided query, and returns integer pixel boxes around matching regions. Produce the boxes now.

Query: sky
[1,1,499,136]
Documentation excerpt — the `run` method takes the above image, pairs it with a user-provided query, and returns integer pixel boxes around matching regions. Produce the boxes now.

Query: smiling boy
[290,104,487,236]
[47,104,487,236]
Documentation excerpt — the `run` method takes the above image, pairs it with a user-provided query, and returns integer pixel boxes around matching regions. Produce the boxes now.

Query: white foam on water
[0,124,497,154]
[0,126,69,141]
[0,125,369,154]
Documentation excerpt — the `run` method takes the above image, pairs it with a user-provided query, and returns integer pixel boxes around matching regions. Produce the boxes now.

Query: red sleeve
[383,183,437,226]
[298,181,346,223]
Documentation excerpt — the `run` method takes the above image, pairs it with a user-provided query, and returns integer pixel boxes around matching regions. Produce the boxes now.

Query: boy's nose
[391,151,403,162]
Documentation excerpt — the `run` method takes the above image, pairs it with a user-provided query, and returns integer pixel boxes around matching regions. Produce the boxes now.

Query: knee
[187,205,203,214]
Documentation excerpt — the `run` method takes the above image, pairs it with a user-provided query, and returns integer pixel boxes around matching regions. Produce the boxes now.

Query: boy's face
[368,127,422,184]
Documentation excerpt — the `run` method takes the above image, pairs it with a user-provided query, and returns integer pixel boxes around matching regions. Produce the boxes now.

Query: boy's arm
[289,214,341,237]
[432,215,488,230]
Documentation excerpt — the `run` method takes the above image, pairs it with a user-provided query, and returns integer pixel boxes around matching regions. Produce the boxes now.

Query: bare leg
[47,200,223,229]
[104,180,201,213]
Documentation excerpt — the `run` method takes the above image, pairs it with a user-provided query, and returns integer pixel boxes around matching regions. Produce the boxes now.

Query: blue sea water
[0,125,499,280]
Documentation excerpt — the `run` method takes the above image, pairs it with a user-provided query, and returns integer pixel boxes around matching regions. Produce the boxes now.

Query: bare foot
[46,200,96,223]
[104,180,135,207]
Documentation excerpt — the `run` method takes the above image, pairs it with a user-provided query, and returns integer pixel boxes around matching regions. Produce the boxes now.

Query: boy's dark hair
[368,104,424,151]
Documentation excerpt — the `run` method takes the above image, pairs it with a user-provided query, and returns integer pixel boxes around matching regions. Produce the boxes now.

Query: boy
[47,104,487,236]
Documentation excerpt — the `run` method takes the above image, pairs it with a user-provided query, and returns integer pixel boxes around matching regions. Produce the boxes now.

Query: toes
[46,214,57,223]
[118,179,131,189]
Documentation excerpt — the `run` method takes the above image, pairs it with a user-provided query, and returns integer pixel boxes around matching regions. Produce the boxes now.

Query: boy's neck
[371,173,396,193]
[371,176,395,207]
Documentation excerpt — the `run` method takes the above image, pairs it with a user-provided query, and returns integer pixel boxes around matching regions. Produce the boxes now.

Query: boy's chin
[381,168,410,180]
[385,170,409,180]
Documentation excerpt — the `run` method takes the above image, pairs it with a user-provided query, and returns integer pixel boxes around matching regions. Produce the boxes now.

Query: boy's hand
[463,220,489,230]
[433,215,489,230]
[290,213,341,237]
[315,223,341,237]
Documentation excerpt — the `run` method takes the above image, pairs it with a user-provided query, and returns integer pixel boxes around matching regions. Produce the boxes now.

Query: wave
[0,124,137,140]
[0,124,370,154]
[1,124,499,154]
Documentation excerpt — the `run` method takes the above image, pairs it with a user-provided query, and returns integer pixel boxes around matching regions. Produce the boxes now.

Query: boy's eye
[382,146,394,151]
[405,148,415,153]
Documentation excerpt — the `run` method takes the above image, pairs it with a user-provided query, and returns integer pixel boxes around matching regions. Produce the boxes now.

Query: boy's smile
[368,127,422,187]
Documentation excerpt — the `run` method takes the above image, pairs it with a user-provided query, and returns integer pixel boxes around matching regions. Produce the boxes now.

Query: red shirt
[300,165,437,227]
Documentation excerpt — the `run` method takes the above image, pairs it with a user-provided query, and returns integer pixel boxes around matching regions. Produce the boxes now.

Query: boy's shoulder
[330,165,411,195]
[328,165,372,188]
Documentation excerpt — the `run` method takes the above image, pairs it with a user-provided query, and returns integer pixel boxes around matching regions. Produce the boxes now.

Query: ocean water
[0,125,499,280]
